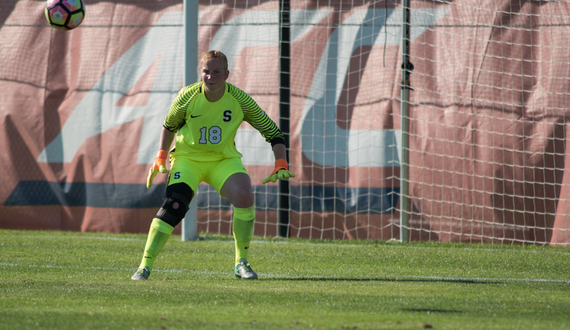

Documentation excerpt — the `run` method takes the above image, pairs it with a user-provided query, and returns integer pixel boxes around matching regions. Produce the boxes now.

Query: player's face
[201,59,229,97]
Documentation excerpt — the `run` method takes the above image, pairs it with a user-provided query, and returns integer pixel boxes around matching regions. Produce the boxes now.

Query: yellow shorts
[168,156,249,197]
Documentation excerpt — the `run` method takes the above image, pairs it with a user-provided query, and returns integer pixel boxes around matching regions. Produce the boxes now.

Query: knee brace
[155,183,194,228]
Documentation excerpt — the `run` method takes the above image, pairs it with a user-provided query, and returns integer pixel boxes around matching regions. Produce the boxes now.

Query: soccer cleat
[234,259,258,279]
[131,266,150,280]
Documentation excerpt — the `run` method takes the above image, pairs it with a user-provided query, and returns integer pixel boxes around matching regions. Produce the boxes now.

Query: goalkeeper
[132,50,294,280]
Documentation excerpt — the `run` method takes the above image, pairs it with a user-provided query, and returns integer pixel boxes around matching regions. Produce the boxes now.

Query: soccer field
[1,229,569,330]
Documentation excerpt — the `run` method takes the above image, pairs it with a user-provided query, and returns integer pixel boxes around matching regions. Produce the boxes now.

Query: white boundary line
[1,262,568,284]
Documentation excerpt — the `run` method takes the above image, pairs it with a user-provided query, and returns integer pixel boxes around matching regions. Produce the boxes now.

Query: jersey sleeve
[228,84,285,146]
[163,82,202,132]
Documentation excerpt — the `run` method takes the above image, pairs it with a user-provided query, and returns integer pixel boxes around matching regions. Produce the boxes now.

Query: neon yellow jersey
[163,82,284,161]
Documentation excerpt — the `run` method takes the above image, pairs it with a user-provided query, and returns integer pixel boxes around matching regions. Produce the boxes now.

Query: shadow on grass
[265,277,498,285]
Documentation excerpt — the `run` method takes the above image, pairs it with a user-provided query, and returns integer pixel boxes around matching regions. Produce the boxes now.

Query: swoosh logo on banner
[299,8,449,167]
[37,8,447,168]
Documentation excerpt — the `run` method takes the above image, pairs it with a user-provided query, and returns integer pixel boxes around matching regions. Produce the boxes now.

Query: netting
[195,0,570,244]
[2,0,570,245]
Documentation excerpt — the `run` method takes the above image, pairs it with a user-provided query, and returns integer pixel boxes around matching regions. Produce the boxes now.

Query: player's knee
[230,188,253,208]
[155,183,194,228]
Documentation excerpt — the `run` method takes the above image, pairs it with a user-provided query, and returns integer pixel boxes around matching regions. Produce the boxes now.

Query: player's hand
[146,150,168,189]
[263,159,295,184]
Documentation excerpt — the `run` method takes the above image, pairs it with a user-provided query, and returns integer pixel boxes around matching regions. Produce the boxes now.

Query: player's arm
[146,127,176,189]
[237,90,284,144]
[146,84,200,189]
[263,142,295,184]
[241,105,295,183]
[258,125,294,184]
[272,142,287,160]
[229,84,294,183]
[158,126,176,152]
[246,110,295,183]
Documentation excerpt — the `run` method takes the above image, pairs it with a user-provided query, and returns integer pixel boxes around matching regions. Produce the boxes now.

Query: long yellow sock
[139,218,174,271]
[232,206,255,264]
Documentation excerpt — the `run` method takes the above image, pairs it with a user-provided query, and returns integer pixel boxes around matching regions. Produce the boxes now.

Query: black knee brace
[155,183,194,228]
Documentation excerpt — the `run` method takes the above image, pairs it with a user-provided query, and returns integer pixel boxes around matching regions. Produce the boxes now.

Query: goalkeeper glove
[146,150,168,189]
[262,158,295,184]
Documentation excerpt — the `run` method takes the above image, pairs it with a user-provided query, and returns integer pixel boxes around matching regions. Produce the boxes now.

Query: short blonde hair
[199,50,228,71]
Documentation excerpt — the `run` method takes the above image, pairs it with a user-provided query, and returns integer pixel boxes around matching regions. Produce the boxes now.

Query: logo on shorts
[190,114,202,118]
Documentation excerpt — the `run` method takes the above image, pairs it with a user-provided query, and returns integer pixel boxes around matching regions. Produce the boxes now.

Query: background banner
[1,0,569,245]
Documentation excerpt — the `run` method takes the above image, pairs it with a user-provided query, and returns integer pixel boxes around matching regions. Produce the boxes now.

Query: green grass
[1,229,569,330]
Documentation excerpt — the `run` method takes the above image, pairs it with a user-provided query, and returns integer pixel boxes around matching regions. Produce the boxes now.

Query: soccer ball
[45,0,85,31]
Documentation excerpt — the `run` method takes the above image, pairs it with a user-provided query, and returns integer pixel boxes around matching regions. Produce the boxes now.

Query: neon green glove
[146,150,168,189]
[262,159,295,184]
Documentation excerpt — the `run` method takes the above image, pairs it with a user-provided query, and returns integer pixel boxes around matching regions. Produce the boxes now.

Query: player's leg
[210,159,257,279]
[222,173,257,279]
[221,172,254,261]
[132,183,194,280]
[231,203,257,279]
[132,158,201,280]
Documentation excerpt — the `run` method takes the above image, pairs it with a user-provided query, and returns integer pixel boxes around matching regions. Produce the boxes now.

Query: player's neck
[204,85,225,102]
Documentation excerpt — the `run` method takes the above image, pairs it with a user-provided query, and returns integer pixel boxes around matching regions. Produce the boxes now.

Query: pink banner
[1,0,569,245]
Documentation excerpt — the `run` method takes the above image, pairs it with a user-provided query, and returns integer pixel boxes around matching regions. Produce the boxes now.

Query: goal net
[195,0,570,245]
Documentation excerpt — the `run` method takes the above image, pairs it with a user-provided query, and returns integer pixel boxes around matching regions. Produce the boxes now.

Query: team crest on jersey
[223,110,232,122]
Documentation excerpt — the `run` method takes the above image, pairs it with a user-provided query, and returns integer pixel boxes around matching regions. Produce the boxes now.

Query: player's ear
[225,70,230,80]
